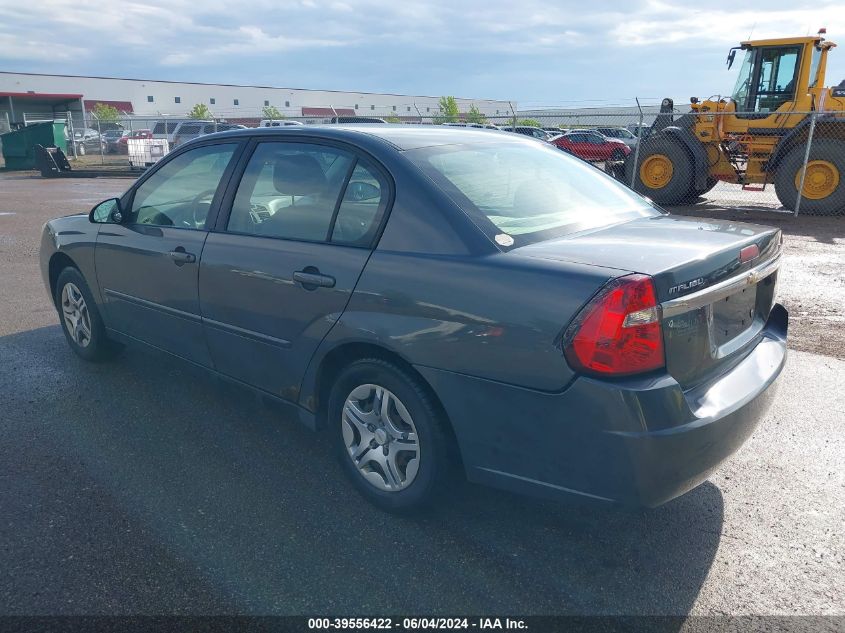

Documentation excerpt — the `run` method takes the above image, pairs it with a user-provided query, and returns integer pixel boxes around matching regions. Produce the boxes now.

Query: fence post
[508,101,517,129]
[793,111,817,217]
[67,113,77,159]
[95,116,104,165]
[630,98,645,191]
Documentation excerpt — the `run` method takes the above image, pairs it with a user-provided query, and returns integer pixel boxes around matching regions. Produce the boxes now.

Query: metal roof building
[0,71,514,131]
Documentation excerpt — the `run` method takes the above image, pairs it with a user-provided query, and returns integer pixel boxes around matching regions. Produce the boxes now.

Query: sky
[1,0,844,108]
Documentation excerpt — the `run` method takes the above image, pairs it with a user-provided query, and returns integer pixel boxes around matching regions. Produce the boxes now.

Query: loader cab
[730,44,802,116]
[728,35,834,119]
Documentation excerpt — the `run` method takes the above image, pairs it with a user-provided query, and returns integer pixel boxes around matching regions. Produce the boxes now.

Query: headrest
[512,179,560,218]
[273,154,326,195]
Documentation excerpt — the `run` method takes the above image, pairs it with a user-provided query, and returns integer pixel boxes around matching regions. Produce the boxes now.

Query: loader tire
[774,140,845,215]
[684,177,719,202]
[625,136,694,205]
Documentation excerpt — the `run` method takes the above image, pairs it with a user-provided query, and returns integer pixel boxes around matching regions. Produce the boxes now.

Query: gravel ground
[0,173,843,618]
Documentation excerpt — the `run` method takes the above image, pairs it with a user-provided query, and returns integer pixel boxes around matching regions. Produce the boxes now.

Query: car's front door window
[129,143,236,229]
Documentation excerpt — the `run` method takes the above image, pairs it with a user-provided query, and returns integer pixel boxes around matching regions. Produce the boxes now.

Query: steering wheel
[190,189,217,228]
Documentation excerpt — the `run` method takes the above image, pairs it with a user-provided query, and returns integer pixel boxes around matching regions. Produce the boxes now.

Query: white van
[151,119,194,144]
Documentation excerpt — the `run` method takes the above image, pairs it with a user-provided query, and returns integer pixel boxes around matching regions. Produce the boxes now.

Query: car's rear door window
[330,162,389,246]
[226,142,355,242]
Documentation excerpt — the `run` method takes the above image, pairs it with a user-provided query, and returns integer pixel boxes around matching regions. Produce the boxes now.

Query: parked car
[627,124,653,140]
[594,126,639,148]
[68,129,104,156]
[115,129,153,154]
[102,129,129,153]
[260,119,304,127]
[500,125,555,141]
[151,119,189,144]
[171,121,246,147]
[329,116,387,124]
[553,130,632,161]
[41,126,787,512]
[441,122,500,130]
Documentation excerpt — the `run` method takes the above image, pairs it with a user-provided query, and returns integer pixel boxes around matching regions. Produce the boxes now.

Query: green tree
[262,105,285,120]
[519,118,542,127]
[465,104,486,124]
[385,112,402,123]
[433,96,460,124]
[188,103,213,120]
[91,102,119,122]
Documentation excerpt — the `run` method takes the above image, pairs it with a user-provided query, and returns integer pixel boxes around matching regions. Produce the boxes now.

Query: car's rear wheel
[55,267,121,362]
[329,359,453,512]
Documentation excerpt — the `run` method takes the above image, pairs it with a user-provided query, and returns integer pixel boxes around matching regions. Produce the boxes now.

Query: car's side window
[227,142,354,242]
[331,162,388,246]
[128,143,236,229]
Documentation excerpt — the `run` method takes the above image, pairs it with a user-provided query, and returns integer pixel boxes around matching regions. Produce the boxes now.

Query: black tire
[55,267,121,362]
[683,177,719,203]
[625,135,694,204]
[329,358,454,512]
[774,139,845,215]
[611,148,626,162]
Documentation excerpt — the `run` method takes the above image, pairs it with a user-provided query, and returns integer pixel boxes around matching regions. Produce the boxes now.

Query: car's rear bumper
[416,304,788,507]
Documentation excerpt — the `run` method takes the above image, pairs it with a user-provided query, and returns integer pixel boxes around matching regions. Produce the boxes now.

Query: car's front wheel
[55,267,121,362]
[329,359,454,512]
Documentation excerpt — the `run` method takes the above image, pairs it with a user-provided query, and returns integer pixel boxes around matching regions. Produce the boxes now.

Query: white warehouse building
[0,71,514,129]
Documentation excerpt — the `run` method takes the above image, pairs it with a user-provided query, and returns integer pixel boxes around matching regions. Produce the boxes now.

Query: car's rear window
[406,142,659,245]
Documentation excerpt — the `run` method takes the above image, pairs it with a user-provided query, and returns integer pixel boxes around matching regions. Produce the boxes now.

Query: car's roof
[198,124,531,151]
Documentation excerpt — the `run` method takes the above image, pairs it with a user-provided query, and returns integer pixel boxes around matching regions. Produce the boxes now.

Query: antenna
[747,21,756,40]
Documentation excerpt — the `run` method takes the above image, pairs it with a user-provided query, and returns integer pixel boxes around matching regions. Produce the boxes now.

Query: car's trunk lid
[517,215,782,388]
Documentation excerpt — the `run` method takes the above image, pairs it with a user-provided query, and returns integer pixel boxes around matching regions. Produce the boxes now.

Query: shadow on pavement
[1,325,723,618]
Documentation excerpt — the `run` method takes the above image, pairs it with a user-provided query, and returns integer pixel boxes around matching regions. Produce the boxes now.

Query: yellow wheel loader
[626,30,845,214]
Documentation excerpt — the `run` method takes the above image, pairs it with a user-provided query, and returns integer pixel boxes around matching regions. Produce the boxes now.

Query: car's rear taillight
[563,274,664,377]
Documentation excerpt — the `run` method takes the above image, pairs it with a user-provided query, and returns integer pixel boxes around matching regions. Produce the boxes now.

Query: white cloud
[1,0,843,102]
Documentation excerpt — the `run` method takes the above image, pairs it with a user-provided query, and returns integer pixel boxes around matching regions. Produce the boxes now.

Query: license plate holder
[712,284,758,346]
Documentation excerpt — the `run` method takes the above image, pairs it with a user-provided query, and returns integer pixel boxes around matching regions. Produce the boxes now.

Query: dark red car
[116,129,153,154]
[553,131,631,162]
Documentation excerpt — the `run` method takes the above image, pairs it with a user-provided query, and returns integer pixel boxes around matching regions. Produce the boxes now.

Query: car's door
[198,139,390,401]
[567,133,589,158]
[584,132,607,160]
[95,141,241,365]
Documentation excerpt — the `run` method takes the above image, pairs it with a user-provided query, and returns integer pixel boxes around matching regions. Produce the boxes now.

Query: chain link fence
[506,108,845,216]
[7,103,843,216]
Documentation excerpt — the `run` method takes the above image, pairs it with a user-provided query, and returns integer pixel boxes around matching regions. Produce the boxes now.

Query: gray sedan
[40,126,787,512]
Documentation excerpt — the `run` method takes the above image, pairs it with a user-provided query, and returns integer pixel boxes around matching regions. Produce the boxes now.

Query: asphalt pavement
[0,173,842,617]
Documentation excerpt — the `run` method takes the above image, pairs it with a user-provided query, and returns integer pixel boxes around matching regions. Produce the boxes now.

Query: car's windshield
[731,49,754,106]
[407,141,659,245]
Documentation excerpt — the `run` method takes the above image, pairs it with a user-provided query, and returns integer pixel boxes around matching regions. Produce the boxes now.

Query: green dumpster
[0,121,67,170]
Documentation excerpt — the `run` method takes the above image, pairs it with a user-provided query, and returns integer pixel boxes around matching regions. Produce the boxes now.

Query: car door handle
[168,248,196,265]
[293,269,336,289]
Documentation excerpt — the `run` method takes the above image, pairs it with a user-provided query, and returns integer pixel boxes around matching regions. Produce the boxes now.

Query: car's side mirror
[346,181,380,202]
[89,198,123,224]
